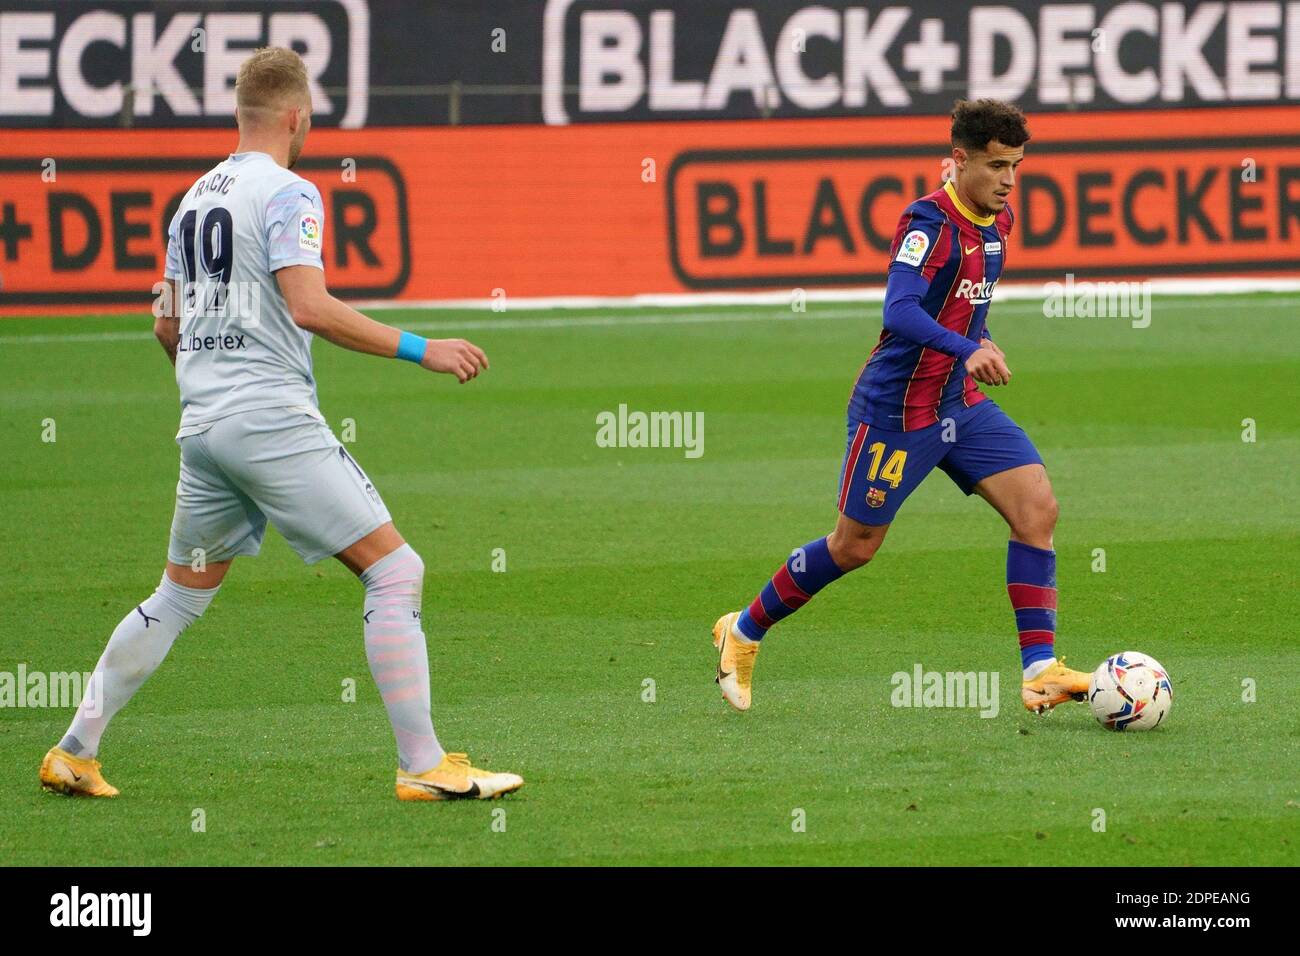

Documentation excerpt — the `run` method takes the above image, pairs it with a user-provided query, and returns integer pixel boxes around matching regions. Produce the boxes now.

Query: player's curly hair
[950,99,1031,151]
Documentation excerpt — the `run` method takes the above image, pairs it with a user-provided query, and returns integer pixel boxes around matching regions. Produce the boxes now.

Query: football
[1088,652,1173,731]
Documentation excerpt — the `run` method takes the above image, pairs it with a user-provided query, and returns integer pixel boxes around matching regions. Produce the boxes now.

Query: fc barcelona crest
[866,488,887,508]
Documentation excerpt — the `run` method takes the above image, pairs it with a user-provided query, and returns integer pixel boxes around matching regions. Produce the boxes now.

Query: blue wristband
[395,331,426,363]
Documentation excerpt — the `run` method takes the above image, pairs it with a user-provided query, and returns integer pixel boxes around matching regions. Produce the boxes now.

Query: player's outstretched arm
[275,265,488,383]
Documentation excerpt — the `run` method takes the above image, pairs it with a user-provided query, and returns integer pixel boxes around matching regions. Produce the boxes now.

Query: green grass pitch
[1,293,1296,866]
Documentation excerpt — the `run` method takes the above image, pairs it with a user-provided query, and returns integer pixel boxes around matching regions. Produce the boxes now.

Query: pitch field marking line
[1,296,1299,346]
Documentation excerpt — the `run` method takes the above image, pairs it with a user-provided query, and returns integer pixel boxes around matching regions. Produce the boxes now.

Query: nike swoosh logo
[716,632,733,683]
[439,780,483,799]
[402,777,482,799]
[964,244,979,254]
[70,769,82,782]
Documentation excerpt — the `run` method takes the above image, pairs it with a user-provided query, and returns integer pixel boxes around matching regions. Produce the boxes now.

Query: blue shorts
[836,399,1043,526]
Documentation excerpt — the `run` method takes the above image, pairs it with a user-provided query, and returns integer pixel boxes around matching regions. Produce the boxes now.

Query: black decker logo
[0,156,409,306]
[666,138,1300,288]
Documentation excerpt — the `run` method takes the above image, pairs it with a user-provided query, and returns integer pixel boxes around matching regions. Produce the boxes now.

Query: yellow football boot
[713,611,760,712]
[39,747,119,798]
[395,752,523,801]
[1021,658,1091,714]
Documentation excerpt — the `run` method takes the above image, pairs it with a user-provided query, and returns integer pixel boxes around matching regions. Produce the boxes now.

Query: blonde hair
[236,47,310,118]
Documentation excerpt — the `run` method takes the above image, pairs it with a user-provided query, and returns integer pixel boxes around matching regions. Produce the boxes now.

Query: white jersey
[163,151,326,436]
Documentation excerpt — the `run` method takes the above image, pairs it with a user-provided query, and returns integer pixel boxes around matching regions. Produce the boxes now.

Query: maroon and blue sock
[1007,540,1057,671]
[735,537,848,641]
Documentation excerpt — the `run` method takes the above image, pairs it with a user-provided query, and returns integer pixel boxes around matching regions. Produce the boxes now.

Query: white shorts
[167,406,392,566]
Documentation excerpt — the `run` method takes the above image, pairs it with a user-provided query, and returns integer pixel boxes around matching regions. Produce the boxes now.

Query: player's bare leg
[826,512,891,572]
[973,463,1057,551]
[41,560,232,797]
[974,464,1088,712]
[340,523,522,800]
[334,520,407,575]
[714,514,889,711]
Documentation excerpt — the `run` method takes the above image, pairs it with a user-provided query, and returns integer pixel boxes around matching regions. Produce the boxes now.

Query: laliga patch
[984,240,1002,255]
[298,214,321,253]
[895,230,929,266]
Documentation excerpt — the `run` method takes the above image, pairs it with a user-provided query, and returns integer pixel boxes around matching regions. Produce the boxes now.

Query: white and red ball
[1088,652,1173,731]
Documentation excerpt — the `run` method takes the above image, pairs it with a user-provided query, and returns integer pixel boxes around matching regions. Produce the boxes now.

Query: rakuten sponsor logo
[955,277,998,303]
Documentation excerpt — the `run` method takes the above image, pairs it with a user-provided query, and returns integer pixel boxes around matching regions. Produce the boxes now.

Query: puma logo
[135,606,160,628]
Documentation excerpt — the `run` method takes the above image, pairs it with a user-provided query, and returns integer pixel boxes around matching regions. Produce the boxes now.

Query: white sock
[1023,657,1056,681]
[60,575,218,758]
[729,618,758,645]
[361,545,443,774]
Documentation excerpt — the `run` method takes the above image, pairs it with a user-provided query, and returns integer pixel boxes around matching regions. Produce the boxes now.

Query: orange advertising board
[1,106,1298,315]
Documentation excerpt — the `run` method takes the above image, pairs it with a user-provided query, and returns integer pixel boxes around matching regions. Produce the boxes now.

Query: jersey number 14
[865,442,907,489]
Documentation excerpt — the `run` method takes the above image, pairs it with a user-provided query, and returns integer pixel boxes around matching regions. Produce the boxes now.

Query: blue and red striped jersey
[849,180,1013,431]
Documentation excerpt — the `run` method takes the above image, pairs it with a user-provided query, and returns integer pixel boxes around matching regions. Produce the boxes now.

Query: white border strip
[2,284,1297,346]
[4,278,1298,325]
[354,277,1300,313]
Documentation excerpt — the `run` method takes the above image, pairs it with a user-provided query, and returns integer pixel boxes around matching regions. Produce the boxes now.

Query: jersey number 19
[179,207,234,317]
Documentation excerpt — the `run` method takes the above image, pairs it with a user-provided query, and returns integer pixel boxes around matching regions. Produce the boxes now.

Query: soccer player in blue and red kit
[711,99,1091,715]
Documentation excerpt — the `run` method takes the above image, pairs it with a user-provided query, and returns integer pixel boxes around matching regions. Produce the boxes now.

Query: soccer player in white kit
[40,48,523,802]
